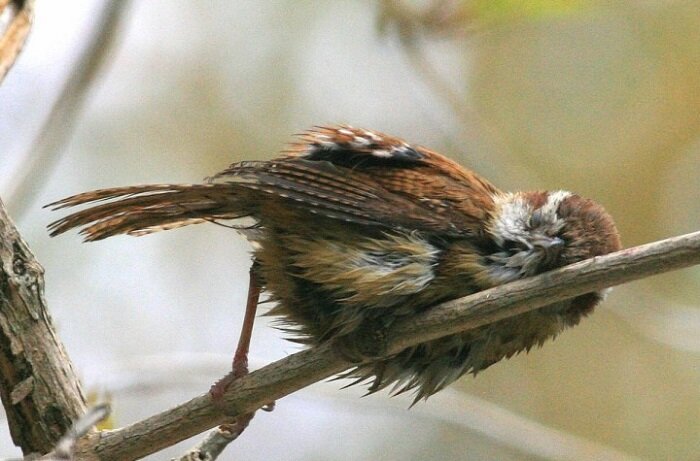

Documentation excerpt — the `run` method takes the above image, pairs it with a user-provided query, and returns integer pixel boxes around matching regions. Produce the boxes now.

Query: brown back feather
[48,125,501,241]
[212,126,500,236]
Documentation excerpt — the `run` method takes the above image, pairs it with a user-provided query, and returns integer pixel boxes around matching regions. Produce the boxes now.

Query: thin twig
[71,230,700,460]
[6,1,131,220]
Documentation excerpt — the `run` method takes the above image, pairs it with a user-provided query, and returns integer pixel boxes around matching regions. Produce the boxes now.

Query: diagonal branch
[73,230,700,460]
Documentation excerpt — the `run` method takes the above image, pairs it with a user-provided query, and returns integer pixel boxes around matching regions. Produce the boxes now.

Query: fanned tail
[46,183,252,241]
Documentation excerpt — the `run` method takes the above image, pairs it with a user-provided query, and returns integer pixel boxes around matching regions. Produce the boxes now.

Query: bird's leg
[210,261,274,415]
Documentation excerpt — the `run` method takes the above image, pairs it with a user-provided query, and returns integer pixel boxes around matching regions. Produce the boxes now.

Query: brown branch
[0,197,87,455]
[71,230,700,460]
[0,0,34,83]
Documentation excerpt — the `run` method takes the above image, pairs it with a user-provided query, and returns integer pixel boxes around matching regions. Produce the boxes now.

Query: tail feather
[46,184,251,241]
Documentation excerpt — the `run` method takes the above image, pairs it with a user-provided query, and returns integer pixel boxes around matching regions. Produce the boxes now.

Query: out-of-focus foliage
[473,0,594,24]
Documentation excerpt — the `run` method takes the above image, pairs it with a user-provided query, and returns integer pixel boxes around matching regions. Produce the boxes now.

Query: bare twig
[6,1,131,220]
[0,0,34,83]
[0,197,87,454]
[70,230,700,460]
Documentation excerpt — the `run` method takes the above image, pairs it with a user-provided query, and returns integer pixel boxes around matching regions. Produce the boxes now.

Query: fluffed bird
[47,125,621,402]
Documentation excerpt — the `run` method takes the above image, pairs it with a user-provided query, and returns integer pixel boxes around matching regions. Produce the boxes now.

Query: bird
[47,125,621,403]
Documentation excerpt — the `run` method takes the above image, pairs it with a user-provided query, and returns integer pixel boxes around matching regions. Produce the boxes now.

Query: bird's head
[484,190,621,283]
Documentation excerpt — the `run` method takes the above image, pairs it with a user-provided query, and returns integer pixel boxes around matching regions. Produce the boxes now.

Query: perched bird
[47,125,621,402]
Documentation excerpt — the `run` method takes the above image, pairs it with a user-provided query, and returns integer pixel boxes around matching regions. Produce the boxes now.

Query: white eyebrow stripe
[540,190,571,217]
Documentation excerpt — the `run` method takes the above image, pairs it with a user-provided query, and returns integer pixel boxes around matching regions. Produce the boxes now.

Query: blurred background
[1,1,699,459]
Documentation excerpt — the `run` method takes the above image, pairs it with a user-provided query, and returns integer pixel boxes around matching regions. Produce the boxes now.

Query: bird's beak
[535,236,564,262]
